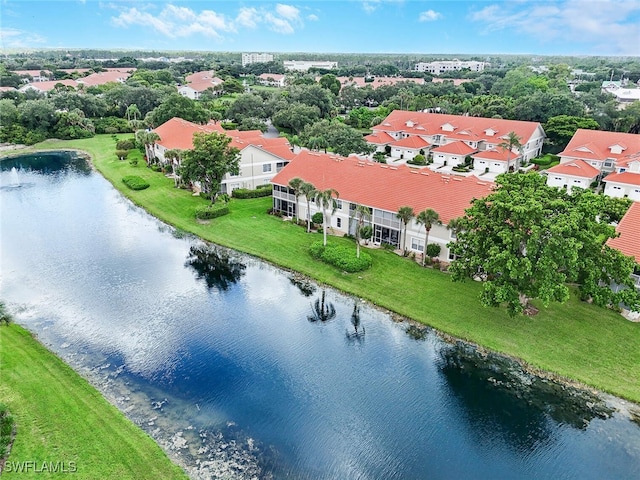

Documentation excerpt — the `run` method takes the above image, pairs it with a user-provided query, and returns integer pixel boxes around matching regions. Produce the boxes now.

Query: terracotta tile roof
[77,70,132,86]
[270,150,494,223]
[559,129,640,167]
[364,131,396,145]
[182,70,224,92]
[546,160,600,179]
[607,202,640,261]
[390,136,430,149]
[371,110,543,145]
[334,76,426,89]
[472,148,520,162]
[258,73,286,81]
[603,171,640,187]
[432,141,477,155]
[19,79,78,92]
[153,117,294,159]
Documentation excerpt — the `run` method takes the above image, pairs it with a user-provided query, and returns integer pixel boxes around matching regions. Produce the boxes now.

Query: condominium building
[241,53,274,67]
[414,60,486,75]
[283,60,338,72]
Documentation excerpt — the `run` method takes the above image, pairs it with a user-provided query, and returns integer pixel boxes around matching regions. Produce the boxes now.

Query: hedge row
[232,186,272,199]
[122,175,150,190]
[195,204,230,220]
[309,241,372,273]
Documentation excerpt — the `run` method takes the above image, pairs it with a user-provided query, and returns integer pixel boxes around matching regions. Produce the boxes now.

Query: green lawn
[5,136,640,409]
[0,325,187,480]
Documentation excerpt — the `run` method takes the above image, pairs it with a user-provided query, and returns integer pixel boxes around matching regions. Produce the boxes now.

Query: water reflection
[307,289,337,323]
[185,243,246,291]
[288,274,316,297]
[439,341,614,453]
[0,150,91,176]
[346,302,366,343]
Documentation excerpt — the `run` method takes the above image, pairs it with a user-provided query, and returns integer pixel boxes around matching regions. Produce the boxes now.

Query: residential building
[414,60,485,75]
[242,53,274,67]
[178,71,224,100]
[557,129,640,174]
[331,76,426,89]
[151,117,295,193]
[270,150,494,262]
[14,69,52,82]
[602,159,640,201]
[366,111,545,174]
[18,79,79,93]
[283,60,337,72]
[544,160,600,193]
[76,69,133,87]
[257,73,287,88]
[606,201,640,298]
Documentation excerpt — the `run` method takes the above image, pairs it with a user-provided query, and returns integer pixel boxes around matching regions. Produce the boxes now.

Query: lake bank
[3,136,640,407]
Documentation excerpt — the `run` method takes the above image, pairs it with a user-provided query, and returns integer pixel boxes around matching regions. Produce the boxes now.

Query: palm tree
[300,182,317,233]
[416,208,441,266]
[352,203,372,259]
[314,188,340,246]
[447,217,463,261]
[135,130,161,166]
[288,177,304,223]
[396,206,415,253]
[126,103,141,122]
[498,131,523,170]
[164,149,184,187]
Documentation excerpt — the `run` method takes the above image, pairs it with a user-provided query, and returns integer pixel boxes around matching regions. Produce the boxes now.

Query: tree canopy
[449,173,640,316]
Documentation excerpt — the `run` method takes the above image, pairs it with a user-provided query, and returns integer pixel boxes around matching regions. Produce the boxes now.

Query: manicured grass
[8,136,640,407]
[0,325,187,480]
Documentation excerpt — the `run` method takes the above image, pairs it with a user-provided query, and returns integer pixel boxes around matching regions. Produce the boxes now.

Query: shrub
[116,139,136,150]
[221,122,238,130]
[232,187,272,199]
[309,241,372,273]
[359,225,373,241]
[195,204,229,220]
[257,183,273,190]
[381,242,395,251]
[129,158,139,167]
[150,164,162,172]
[122,175,150,190]
[312,212,323,225]
[115,149,130,160]
[426,243,441,258]
[408,154,426,165]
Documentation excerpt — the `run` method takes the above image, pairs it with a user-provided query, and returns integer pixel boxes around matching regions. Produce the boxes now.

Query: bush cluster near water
[309,241,372,273]
[0,403,15,458]
[122,175,150,190]
[232,185,272,199]
[195,203,230,220]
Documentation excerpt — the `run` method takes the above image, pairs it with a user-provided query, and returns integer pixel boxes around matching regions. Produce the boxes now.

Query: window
[335,200,343,209]
[263,164,272,173]
[336,218,342,228]
[411,237,425,252]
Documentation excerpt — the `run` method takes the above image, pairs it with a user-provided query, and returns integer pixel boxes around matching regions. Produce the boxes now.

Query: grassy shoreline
[0,324,187,479]
[3,136,640,409]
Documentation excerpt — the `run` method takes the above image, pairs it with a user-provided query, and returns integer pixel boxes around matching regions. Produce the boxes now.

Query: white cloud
[307,14,319,21]
[0,27,47,49]
[469,0,640,55]
[419,10,442,22]
[111,2,306,40]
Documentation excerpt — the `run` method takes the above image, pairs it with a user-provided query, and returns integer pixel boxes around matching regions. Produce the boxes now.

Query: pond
[1,151,639,479]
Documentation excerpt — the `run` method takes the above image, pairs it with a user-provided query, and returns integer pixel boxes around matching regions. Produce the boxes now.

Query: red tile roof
[546,160,600,179]
[603,171,640,187]
[182,71,224,92]
[153,117,294,160]
[364,131,395,145]
[20,79,78,92]
[432,141,477,155]
[391,136,430,149]
[77,70,132,86]
[559,129,640,167]
[271,150,494,223]
[607,202,640,261]
[333,76,426,89]
[371,110,542,145]
[472,148,520,162]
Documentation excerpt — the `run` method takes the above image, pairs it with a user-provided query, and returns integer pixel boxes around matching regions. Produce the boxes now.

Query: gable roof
[472,148,520,162]
[603,171,640,187]
[546,160,600,179]
[432,141,477,156]
[391,136,430,149]
[182,70,224,93]
[19,79,78,92]
[371,110,543,144]
[559,129,640,166]
[77,69,132,86]
[606,202,640,262]
[153,117,294,160]
[271,150,494,223]
[364,131,396,145]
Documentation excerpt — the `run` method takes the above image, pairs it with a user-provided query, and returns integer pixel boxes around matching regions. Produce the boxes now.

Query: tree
[288,177,305,222]
[300,119,374,157]
[300,182,317,232]
[179,132,240,203]
[146,94,209,127]
[0,301,13,326]
[126,103,141,121]
[319,74,341,96]
[164,148,184,186]
[396,206,415,253]
[314,188,340,246]
[544,115,600,153]
[135,129,161,166]
[498,131,523,168]
[352,204,372,259]
[225,93,267,123]
[416,209,441,266]
[448,173,640,316]
[272,103,321,134]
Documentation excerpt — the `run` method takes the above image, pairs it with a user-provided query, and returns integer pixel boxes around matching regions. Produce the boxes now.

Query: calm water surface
[1,152,639,479]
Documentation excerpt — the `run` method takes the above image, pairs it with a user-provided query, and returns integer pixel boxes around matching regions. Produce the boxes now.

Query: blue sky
[1,1,639,56]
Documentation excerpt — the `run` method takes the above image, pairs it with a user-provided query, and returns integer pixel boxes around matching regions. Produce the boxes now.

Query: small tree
[396,206,415,253]
[416,209,441,266]
[498,131,523,169]
[288,177,305,222]
[352,203,372,259]
[180,132,240,204]
[314,188,340,246]
[300,182,317,232]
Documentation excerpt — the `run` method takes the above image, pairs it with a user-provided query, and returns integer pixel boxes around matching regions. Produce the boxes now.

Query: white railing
[273,190,297,203]
[632,274,640,291]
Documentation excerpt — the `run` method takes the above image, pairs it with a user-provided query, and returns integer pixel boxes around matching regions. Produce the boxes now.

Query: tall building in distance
[241,53,274,67]
[414,60,486,75]
[283,60,338,72]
